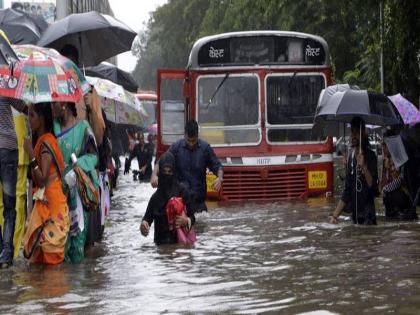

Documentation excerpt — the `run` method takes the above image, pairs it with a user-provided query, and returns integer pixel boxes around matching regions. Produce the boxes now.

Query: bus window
[161,100,185,144]
[266,74,326,143]
[160,78,185,145]
[197,74,260,146]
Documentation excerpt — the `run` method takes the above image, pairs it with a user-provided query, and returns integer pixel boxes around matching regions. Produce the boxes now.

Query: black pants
[384,189,413,219]
[352,203,377,225]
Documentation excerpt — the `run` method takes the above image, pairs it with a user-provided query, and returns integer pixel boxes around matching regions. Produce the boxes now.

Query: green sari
[54,119,98,263]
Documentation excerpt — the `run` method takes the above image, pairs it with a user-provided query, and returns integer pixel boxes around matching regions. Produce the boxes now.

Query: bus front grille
[221,168,306,201]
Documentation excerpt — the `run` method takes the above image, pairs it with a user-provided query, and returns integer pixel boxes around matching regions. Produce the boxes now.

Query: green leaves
[132,0,419,106]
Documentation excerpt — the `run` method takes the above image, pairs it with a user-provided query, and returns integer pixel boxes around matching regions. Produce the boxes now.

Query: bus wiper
[205,73,229,109]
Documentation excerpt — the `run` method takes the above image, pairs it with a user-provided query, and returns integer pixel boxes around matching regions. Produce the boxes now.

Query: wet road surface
[1,161,420,314]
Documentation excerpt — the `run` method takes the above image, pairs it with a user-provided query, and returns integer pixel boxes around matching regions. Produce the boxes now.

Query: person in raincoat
[52,101,99,263]
[330,117,379,225]
[23,102,69,264]
[140,152,195,245]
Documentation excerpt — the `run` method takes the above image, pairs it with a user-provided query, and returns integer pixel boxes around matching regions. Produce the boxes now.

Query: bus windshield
[197,74,260,146]
[266,73,326,143]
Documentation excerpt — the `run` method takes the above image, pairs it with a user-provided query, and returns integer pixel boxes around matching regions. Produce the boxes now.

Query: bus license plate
[308,171,327,189]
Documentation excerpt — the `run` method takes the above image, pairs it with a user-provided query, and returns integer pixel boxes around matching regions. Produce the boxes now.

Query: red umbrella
[0,45,89,103]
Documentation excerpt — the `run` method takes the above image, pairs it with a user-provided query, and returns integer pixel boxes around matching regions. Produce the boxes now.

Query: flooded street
[1,161,420,314]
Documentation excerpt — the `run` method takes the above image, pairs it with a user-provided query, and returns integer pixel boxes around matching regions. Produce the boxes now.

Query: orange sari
[23,133,70,265]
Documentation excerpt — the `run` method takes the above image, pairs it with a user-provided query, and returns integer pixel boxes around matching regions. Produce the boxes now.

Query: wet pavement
[1,159,420,314]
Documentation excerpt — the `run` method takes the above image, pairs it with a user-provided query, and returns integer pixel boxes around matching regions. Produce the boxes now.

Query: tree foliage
[132,0,420,106]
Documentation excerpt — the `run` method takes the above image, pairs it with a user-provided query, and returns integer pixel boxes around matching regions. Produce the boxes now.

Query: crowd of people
[330,117,420,225]
[1,82,417,267]
[0,91,222,267]
[0,72,162,267]
[0,95,119,268]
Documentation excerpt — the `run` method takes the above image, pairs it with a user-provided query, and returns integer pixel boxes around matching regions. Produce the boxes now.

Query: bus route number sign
[308,171,327,189]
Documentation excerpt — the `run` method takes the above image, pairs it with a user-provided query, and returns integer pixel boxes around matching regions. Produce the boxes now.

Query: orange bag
[74,165,100,211]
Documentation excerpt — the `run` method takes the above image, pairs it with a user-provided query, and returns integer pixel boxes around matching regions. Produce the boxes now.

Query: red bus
[157,31,333,202]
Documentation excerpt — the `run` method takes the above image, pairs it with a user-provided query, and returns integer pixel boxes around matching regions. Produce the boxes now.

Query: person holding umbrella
[330,117,379,225]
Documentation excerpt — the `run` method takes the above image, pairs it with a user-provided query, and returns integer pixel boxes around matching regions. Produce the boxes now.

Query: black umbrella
[313,84,354,136]
[0,8,47,44]
[37,11,136,67]
[86,62,138,92]
[0,32,18,65]
[313,89,402,137]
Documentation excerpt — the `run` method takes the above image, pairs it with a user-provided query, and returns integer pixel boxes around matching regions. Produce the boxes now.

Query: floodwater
[1,159,420,314]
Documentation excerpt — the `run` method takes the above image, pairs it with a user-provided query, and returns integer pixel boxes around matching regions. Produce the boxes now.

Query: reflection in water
[0,161,419,314]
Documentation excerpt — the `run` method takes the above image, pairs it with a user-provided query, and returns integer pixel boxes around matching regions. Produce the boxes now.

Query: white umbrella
[86,76,147,126]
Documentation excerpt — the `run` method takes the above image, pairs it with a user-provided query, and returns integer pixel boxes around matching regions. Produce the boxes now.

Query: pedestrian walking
[330,117,379,224]
[141,152,195,244]
[151,120,223,213]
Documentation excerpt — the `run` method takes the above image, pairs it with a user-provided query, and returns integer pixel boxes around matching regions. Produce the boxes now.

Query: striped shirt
[383,174,403,194]
[0,97,27,150]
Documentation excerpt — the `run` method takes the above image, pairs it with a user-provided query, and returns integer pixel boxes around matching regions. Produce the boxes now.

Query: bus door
[157,70,188,157]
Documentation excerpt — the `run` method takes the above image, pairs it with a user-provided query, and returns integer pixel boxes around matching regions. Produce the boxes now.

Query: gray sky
[109,0,167,72]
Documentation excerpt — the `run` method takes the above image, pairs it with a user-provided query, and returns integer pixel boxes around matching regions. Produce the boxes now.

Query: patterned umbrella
[388,94,420,125]
[0,44,89,103]
[86,76,148,126]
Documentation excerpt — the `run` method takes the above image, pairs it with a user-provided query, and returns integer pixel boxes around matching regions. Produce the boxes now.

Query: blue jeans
[0,149,18,256]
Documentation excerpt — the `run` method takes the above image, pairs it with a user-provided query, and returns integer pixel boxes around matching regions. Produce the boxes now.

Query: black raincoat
[142,152,195,244]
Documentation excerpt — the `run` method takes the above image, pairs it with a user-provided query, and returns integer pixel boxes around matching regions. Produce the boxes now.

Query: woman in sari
[52,101,99,263]
[23,102,69,265]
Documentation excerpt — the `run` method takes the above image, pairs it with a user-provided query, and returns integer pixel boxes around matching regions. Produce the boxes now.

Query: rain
[0,1,419,314]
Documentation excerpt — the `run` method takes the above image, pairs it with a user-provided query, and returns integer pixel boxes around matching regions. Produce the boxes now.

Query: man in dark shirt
[330,117,378,224]
[124,132,153,182]
[151,120,223,213]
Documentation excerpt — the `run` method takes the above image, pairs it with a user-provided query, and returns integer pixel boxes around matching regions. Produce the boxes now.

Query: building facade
[55,0,116,64]
[56,0,113,20]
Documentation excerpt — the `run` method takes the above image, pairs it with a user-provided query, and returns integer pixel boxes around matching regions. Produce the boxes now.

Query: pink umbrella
[147,123,157,135]
[388,94,420,125]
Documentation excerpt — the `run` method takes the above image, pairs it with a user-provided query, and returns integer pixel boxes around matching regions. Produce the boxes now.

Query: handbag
[74,165,100,211]
[166,197,197,245]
